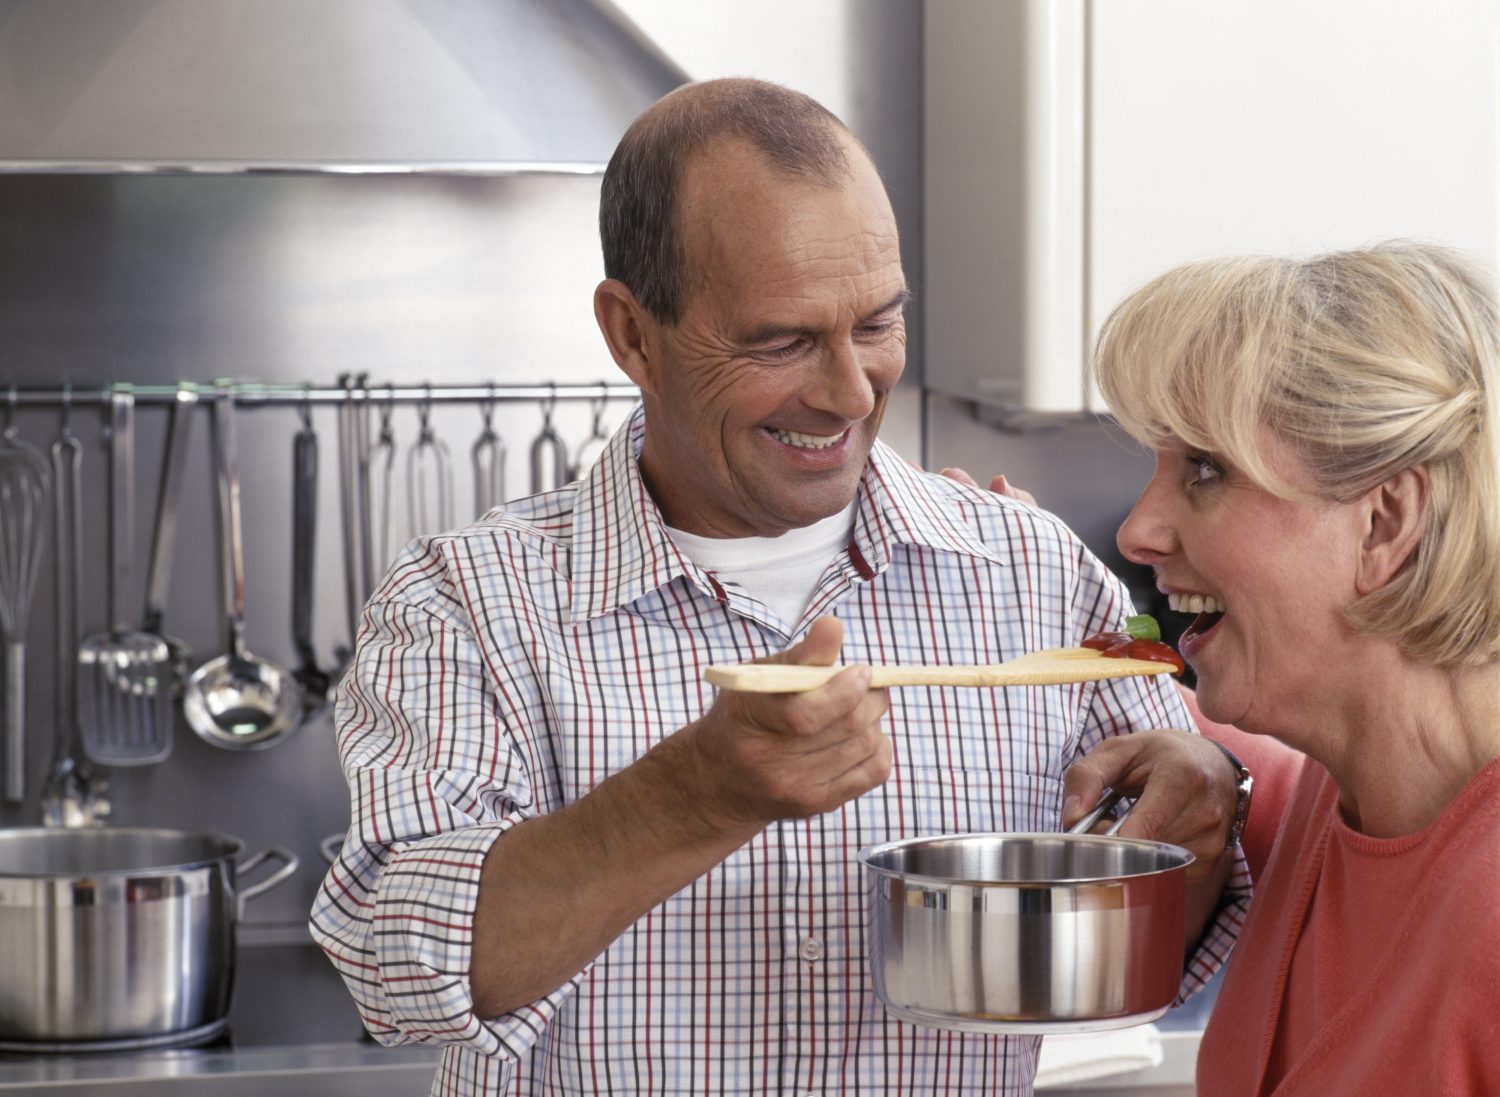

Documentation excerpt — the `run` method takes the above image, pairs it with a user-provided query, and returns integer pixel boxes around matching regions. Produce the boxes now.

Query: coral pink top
[1196,750,1500,1095]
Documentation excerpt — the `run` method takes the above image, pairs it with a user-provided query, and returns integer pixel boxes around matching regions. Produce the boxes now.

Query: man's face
[636,137,908,538]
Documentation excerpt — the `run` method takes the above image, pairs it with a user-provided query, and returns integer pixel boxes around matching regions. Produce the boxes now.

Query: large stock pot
[0,827,298,1050]
[858,797,1193,1034]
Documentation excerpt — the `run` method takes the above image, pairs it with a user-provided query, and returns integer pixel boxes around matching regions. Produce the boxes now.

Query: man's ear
[1355,466,1429,596]
[594,278,661,395]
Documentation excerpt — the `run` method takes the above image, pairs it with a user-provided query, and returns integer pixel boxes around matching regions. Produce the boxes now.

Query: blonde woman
[1079,242,1500,1094]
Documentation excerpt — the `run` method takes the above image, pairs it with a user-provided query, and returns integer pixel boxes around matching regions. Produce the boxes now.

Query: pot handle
[236,846,300,920]
[1068,788,1130,836]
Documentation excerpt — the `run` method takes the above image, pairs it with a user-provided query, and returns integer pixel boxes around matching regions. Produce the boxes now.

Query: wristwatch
[1208,740,1254,847]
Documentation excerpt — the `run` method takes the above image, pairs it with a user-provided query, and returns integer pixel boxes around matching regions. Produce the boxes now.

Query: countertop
[0,926,1217,1096]
[0,925,441,1095]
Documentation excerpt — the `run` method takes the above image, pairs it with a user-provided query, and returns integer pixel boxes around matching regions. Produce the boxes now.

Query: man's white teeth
[1168,593,1226,615]
[770,428,843,449]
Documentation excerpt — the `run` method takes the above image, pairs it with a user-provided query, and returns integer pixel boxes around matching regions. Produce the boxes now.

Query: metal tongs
[570,384,612,480]
[407,385,454,534]
[529,385,569,494]
[472,384,506,517]
[370,387,398,567]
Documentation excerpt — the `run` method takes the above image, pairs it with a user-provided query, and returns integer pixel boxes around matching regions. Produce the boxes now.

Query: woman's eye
[1186,453,1223,487]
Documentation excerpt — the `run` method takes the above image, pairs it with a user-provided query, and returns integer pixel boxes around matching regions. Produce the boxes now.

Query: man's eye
[857,319,898,341]
[758,339,808,360]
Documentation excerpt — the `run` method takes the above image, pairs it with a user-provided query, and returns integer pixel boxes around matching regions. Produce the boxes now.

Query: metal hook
[418,384,435,438]
[379,384,396,439]
[59,384,73,436]
[541,382,557,428]
[591,381,609,436]
[299,384,314,432]
[480,382,497,431]
[3,386,15,438]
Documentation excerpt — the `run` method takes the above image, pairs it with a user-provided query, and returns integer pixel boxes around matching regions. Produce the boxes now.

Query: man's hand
[687,616,892,828]
[939,467,1038,507]
[1063,729,1239,882]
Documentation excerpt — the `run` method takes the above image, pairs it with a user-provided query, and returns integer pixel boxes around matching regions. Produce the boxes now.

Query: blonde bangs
[1093,256,1307,497]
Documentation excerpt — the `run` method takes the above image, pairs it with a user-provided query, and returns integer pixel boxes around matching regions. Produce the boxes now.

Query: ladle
[183,386,303,750]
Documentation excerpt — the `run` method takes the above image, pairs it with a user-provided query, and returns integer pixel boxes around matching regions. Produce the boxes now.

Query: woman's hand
[939,467,1038,506]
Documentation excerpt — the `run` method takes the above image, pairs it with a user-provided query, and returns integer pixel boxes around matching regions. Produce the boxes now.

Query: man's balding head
[599,78,865,325]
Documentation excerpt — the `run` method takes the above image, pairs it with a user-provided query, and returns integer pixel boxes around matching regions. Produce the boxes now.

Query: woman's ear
[593,279,660,395]
[1355,466,1429,595]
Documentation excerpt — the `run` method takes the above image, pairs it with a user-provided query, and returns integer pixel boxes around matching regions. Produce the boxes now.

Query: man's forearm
[468,728,761,1018]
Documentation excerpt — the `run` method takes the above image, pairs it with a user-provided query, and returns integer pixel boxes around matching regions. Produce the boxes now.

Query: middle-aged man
[312,78,1249,1096]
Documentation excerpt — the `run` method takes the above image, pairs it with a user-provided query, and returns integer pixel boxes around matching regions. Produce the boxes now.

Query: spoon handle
[143,387,196,633]
[212,385,247,659]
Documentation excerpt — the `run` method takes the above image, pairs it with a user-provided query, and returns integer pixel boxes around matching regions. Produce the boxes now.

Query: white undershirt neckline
[665,502,858,628]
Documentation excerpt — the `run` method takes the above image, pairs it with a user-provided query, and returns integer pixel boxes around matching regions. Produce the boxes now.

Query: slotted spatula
[704,646,1176,693]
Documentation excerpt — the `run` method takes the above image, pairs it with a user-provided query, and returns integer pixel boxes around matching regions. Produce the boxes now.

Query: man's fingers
[760,615,845,668]
[744,665,877,738]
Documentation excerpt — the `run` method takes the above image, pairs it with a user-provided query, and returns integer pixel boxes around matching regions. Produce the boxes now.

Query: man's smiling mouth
[768,427,846,450]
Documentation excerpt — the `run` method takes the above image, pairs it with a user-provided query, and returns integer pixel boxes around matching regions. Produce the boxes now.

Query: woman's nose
[1117,471,1176,565]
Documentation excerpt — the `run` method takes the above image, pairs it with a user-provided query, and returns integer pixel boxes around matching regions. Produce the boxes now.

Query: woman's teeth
[770,428,843,450]
[1168,592,1226,615]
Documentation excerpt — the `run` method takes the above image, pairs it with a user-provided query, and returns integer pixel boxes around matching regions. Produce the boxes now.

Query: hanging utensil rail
[6,382,639,408]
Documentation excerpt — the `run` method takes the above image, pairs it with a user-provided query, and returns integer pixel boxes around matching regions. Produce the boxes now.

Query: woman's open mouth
[1168,592,1226,645]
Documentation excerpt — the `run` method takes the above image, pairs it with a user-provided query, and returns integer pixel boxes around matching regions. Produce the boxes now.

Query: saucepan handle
[235,846,301,919]
[1068,787,1130,837]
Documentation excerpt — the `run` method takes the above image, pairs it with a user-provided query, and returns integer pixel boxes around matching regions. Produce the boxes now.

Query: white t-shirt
[665,502,858,628]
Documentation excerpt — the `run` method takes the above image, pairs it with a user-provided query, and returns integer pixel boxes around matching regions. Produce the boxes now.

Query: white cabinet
[925,0,1500,414]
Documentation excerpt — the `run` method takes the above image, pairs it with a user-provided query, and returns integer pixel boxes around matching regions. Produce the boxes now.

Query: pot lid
[0,0,689,174]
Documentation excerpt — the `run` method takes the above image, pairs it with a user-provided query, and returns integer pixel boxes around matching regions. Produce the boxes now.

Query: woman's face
[1116,434,1368,732]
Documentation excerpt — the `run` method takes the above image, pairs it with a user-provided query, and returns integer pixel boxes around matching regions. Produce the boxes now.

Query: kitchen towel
[1035,1023,1165,1088]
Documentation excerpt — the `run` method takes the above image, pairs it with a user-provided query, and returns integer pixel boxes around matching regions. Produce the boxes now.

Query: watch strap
[1207,738,1254,847]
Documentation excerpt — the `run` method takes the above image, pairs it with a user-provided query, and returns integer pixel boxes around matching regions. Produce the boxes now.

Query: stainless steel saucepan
[0,827,298,1049]
[857,791,1193,1034]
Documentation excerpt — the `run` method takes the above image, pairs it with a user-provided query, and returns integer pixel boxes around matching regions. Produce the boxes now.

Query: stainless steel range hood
[0,0,689,174]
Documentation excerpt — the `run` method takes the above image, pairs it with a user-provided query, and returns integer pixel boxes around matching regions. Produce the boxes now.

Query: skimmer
[77,388,173,766]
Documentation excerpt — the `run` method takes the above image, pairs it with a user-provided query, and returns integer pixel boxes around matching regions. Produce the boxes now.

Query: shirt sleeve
[308,540,584,1062]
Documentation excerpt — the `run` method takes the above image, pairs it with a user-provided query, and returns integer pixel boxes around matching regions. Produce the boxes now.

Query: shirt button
[799,936,823,962]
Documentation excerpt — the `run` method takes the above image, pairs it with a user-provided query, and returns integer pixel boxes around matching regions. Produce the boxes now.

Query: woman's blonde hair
[1092,241,1500,666]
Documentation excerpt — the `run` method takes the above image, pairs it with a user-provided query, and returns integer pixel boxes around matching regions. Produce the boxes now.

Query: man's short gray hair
[599,77,857,325]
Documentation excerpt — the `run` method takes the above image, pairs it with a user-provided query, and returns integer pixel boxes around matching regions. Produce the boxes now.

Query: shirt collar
[569,405,1004,623]
[853,439,1007,574]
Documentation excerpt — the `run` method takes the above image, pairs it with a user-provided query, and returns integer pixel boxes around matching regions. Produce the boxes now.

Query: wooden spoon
[704,646,1175,693]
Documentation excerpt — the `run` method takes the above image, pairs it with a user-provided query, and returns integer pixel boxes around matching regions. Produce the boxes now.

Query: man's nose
[812,338,878,421]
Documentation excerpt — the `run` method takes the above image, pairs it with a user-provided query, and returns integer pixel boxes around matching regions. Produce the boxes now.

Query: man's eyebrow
[869,289,914,318]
